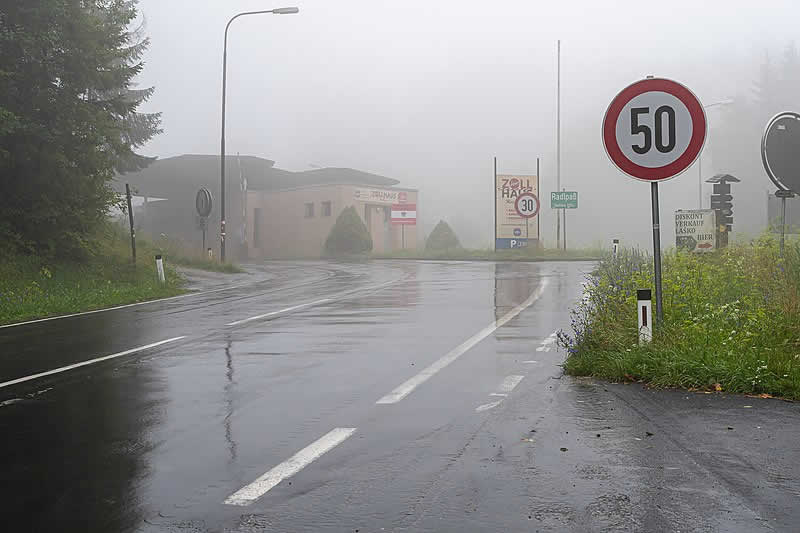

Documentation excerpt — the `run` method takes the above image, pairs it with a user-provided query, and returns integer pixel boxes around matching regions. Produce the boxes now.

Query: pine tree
[425,220,461,251]
[325,206,373,256]
[0,1,161,255]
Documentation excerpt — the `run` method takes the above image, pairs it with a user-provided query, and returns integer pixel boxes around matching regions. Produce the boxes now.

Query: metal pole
[125,183,136,265]
[651,182,664,325]
[537,158,541,244]
[220,9,293,263]
[698,156,702,209]
[562,188,567,251]
[556,39,561,250]
[781,195,787,257]
[220,24,230,263]
[493,156,497,252]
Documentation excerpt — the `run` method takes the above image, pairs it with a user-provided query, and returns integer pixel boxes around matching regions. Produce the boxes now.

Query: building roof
[114,154,399,198]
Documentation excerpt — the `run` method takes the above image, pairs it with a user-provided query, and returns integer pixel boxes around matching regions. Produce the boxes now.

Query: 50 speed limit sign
[603,78,706,182]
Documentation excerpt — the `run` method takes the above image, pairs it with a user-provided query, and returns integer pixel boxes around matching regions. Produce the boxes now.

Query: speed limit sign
[603,78,706,182]
[515,192,540,218]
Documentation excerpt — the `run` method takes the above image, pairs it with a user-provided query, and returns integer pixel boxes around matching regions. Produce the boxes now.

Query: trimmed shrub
[425,220,461,251]
[325,206,373,255]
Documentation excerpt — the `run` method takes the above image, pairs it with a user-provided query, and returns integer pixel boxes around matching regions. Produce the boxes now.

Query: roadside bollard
[637,289,652,344]
[612,239,619,259]
[207,248,213,260]
[155,254,166,284]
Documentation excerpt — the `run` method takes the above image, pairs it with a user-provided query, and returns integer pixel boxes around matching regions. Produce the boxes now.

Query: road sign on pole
[761,111,800,256]
[550,191,578,209]
[514,192,540,218]
[603,77,707,326]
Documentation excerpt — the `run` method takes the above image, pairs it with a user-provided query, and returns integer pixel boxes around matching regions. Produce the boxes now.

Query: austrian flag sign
[391,203,416,225]
[602,78,706,182]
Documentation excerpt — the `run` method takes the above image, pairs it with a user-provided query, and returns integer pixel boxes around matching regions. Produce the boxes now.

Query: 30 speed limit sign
[603,78,706,182]
[515,192,540,218]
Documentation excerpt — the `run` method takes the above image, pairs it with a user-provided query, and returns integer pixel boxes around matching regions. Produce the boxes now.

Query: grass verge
[0,225,186,325]
[560,236,800,399]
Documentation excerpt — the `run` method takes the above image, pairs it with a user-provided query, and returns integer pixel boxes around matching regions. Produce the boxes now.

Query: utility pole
[556,39,561,250]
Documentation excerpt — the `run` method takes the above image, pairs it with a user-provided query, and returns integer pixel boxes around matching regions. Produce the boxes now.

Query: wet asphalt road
[1,260,799,532]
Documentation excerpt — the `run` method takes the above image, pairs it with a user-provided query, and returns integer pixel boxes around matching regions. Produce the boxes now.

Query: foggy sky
[135,0,800,248]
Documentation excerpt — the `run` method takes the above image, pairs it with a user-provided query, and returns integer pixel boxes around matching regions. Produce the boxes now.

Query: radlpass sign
[603,78,706,182]
[496,174,539,248]
[675,210,716,252]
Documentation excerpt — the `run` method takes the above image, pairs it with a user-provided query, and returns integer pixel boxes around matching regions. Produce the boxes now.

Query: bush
[325,206,373,256]
[425,220,461,251]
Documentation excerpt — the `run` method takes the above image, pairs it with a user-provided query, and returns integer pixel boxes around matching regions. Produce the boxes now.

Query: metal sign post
[603,77,707,326]
[125,183,136,265]
[761,112,800,257]
[196,187,214,257]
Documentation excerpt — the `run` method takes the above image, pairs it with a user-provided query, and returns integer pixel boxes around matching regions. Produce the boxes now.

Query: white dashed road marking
[224,427,357,506]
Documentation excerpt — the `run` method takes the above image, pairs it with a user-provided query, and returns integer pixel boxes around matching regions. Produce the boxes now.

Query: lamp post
[220,6,299,262]
[698,99,733,209]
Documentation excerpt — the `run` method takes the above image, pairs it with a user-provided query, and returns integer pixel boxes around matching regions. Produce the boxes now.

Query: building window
[304,202,314,218]
[322,201,332,217]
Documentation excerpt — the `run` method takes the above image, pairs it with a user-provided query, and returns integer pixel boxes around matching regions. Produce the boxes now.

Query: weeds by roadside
[0,225,186,325]
[560,236,800,399]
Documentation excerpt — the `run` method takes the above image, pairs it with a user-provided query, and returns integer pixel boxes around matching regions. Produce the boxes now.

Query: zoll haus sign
[495,174,539,248]
[675,209,716,253]
[354,188,403,205]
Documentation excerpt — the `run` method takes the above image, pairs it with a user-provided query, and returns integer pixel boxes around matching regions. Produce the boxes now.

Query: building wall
[247,185,418,259]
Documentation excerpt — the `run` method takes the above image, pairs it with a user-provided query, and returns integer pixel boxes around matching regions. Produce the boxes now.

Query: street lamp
[698,99,734,209]
[220,6,299,262]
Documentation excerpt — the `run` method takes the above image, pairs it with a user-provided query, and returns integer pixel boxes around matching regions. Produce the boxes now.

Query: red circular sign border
[514,192,540,219]
[602,78,707,182]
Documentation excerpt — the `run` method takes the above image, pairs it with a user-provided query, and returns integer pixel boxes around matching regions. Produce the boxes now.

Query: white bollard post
[155,254,166,284]
[637,289,652,344]
[207,248,213,260]
[612,239,619,259]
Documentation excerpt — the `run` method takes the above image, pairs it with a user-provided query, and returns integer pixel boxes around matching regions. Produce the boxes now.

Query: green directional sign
[551,191,578,209]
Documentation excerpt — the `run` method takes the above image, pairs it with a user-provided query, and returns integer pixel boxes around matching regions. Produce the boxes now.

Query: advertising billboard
[675,209,717,252]
[495,174,539,249]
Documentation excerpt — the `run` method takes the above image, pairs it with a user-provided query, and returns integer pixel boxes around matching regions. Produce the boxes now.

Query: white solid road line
[224,427,357,506]
[226,298,333,327]
[0,336,186,390]
[376,279,548,405]
[498,375,525,393]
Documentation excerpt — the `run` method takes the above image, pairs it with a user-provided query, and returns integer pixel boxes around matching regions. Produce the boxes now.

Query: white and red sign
[391,203,416,225]
[602,78,706,182]
[514,192,540,218]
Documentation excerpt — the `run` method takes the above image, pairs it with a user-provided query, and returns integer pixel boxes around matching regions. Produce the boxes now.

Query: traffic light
[711,192,733,232]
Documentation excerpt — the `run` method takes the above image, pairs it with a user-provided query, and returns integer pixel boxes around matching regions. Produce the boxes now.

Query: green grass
[372,246,603,261]
[0,226,186,325]
[561,236,800,399]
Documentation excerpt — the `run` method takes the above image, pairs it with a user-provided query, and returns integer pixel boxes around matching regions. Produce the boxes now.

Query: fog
[135,0,800,249]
